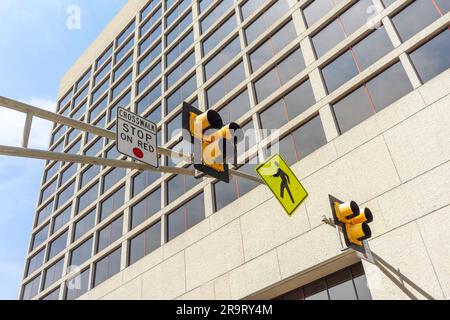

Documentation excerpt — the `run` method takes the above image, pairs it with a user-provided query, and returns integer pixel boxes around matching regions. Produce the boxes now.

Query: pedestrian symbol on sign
[256,154,308,216]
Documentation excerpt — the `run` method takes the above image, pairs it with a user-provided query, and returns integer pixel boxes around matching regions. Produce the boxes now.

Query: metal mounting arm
[0,96,263,183]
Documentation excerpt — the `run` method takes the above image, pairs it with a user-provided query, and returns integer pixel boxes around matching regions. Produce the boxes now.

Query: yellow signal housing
[332,198,373,248]
[334,201,360,223]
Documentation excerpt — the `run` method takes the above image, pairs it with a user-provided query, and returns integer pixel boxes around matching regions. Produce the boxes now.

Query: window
[73,209,96,241]
[65,268,90,300]
[129,222,161,265]
[92,77,110,104]
[144,104,162,125]
[268,115,327,165]
[166,112,182,142]
[51,126,65,146]
[214,160,258,212]
[333,62,413,133]
[204,36,241,80]
[66,128,82,146]
[32,224,49,251]
[137,61,161,95]
[166,0,190,28]
[240,0,267,21]
[166,165,200,203]
[45,162,60,182]
[37,200,54,226]
[140,23,162,55]
[80,165,101,189]
[70,237,93,267]
[141,0,159,21]
[52,205,72,234]
[42,287,60,300]
[254,48,305,103]
[167,74,197,113]
[321,26,393,93]
[115,37,134,63]
[137,82,162,114]
[275,263,372,300]
[22,276,41,300]
[409,29,450,83]
[56,180,75,210]
[116,20,135,48]
[94,247,121,287]
[202,14,237,56]
[392,0,449,42]
[94,60,111,86]
[250,20,297,72]
[112,71,132,100]
[140,5,162,37]
[66,138,82,155]
[43,258,64,290]
[73,86,88,108]
[199,0,214,13]
[109,90,131,122]
[41,179,57,204]
[132,171,161,197]
[96,45,113,69]
[76,69,91,92]
[259,79,316,130]
[27,249,45,277]
[113,53,133,81]
[167,193,205,241]
[167,52,195,88]
[77,182,99,214]
[131,188,161,229]
[201,0,234,33]
[58,90,72,110]
[166,31,194,67]
[207,62,246,108]
[97,216,123,253]
[302,0,343,27]
[89,97,108,122]
[60,163,77,186]
[311,0,373,58]
[138,42,161,72]
[48,230,68,261]
[84,138,103,157]
[102,168,127,194]
[100,186,125,221]
[166,12,192,46]
[105,143,121,160]
[245,0,291,44]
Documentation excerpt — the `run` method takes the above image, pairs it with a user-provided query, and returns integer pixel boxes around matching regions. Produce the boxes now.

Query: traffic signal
[182,102,241,183]
[329,195,373,253]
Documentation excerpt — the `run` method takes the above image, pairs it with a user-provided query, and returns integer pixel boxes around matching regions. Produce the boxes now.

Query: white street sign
[116,107,158,168]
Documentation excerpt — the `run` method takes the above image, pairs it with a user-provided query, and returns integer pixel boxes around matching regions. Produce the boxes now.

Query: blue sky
[0,0,127,300]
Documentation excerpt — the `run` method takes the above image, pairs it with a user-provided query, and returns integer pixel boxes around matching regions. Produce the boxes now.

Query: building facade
[20,0,450,300]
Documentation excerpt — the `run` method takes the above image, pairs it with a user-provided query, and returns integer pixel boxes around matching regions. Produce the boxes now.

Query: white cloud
[0,97,55,150]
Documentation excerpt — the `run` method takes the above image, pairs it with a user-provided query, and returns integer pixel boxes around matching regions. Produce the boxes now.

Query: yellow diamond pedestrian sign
[256,154,308,216]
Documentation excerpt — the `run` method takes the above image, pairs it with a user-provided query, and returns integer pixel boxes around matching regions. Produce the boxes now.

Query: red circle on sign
[133,148,144,159]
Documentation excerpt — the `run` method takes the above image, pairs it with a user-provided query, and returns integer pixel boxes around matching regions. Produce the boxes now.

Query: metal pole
[0,145,196,176]
[0,96,262,183]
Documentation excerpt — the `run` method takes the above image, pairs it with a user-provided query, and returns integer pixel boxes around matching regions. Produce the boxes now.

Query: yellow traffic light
[330,196,373,249]
[182,102,241,183]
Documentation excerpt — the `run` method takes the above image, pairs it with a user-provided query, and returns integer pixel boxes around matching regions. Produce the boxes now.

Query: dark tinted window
[94,247,121,287]
[97,216,123,252]
[392,0,448,42]
[167,193,205,241]
[333,62,413,133]
[131,188,161,229]
[410,29,450,83]
[129,221,161,265]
